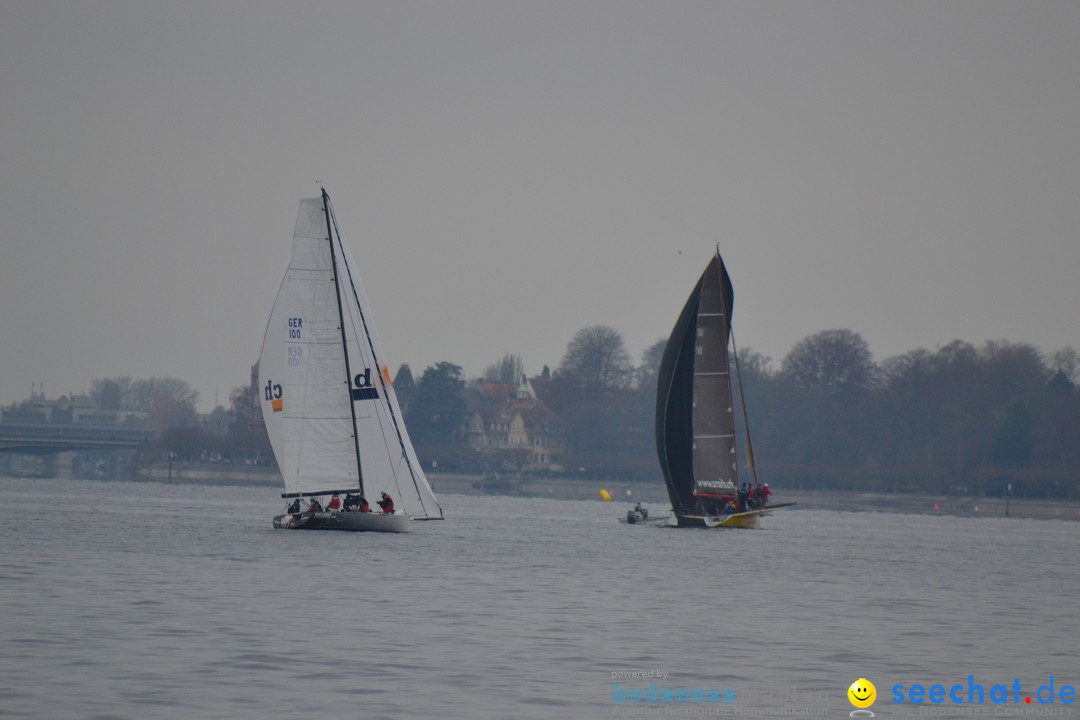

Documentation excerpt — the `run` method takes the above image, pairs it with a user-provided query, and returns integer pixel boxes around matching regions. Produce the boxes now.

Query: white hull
[273,510,412,533]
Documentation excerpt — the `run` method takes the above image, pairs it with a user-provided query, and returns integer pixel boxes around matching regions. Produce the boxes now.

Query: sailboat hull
[272,511,412,533]
[259,191,444,525]
[676,508,774,529]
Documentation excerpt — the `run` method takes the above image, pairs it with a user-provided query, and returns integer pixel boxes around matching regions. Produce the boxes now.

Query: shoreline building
[465,375,565,472]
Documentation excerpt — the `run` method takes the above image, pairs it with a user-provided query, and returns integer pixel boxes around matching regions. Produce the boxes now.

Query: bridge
[0,422,157,455]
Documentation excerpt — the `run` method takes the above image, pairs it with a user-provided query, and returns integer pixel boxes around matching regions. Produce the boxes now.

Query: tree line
[400,327,1080,499]
[749,331,1080,499]
[68,326,1080,499]
[79,369,273,466]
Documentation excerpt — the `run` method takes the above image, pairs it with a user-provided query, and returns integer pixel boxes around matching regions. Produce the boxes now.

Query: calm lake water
[0,476,1076,719]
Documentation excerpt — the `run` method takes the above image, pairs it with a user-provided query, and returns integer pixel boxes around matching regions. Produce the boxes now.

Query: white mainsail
[258,191,442,519]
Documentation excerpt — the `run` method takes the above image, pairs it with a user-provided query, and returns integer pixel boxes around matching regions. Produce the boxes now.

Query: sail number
[288,346,303,367]
[288,317,303,340]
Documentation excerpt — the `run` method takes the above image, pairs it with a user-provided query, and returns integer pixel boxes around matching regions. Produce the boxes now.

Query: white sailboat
[258,189,443,532]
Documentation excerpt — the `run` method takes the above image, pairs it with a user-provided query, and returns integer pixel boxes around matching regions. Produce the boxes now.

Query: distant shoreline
[135,462,281,486]
[122,463,1080,522]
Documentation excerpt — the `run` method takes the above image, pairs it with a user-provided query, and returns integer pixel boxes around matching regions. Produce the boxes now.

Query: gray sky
[2,1,1078,412]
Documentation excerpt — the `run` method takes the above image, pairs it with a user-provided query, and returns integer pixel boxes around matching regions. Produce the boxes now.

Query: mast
[323,188,365,495]
[730,326,758,485]
[715,245,740,494]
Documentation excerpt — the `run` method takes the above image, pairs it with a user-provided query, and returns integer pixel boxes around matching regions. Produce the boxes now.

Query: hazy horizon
[3,2,1078,412]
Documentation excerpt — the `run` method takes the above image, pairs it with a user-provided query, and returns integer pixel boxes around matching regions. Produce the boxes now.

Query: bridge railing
[0,422,157,441]
[0,422,158,454]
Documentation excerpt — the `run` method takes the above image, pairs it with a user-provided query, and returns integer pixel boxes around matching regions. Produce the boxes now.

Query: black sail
[655,253,737,517]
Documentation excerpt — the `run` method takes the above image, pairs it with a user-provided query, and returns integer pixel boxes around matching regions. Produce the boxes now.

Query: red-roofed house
[464,376,565,471]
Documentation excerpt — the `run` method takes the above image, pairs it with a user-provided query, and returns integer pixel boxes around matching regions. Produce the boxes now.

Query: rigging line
[729,322,759,485]
[325,195,440,518]
[323,189,366,496]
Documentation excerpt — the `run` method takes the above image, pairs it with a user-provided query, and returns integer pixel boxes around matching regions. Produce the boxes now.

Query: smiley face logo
[848,678,876,709]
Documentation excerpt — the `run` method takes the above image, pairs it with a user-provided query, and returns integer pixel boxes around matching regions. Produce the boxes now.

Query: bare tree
[149,395,197,430]
[227,363,270,458]
[483,353,525,384]
[89,376,198,413]
[132,377,199,412]
[733,348,773,386]
[90,377,130,410]
[977,340,1047,405]
[635,339,667,391]
[559,325,633,391]
[1049,347,1079,384]
[781,329,877,394]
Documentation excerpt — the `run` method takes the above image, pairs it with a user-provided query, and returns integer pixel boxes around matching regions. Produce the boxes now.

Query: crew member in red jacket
[327,493,342,511]
[377,492,395,514]
[760,483,772,507]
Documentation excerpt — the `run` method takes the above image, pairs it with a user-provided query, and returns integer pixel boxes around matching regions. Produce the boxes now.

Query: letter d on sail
[352,368,378,401]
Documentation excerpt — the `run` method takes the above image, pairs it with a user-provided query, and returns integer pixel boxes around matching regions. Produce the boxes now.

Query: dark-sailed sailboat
[655,249,789,528]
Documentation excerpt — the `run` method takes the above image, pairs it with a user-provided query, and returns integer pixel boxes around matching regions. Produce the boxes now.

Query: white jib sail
[259,193,442,519]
